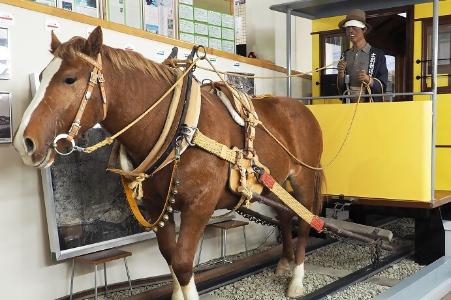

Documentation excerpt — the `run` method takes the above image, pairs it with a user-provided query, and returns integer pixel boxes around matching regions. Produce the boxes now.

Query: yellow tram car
[303,1,451,263]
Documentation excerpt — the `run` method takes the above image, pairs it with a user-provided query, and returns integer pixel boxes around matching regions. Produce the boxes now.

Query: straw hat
[338,9,371,32]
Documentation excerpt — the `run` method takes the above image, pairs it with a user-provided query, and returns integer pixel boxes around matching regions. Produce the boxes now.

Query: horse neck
[100,59,176,163]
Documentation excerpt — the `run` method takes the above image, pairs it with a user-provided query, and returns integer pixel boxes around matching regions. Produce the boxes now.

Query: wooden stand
[70,248,133,300]
[197,220,249,265]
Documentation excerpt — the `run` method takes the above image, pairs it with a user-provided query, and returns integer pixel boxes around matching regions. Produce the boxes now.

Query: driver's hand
[357,70,371,84]
[337,60,347,73]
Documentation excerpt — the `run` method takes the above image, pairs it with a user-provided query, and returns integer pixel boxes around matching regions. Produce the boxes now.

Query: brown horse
[14,27,323,299]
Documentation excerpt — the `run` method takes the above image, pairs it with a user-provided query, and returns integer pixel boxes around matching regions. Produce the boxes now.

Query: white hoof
[170,266,184,300]
[287,263,305,298]
[275,257,293,276]
[182,276,199,300]
[287,282,305,298]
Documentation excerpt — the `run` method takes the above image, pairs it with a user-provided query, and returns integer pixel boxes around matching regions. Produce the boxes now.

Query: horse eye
[64,77,77,85]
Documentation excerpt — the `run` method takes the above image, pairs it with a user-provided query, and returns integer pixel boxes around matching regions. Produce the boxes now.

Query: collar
[352,42,371,54]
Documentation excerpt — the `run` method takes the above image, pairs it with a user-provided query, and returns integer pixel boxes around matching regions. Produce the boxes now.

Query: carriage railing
[297,91,434,104]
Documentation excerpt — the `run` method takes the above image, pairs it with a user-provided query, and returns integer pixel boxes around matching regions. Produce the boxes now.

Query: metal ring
[53,133,75,156]
[196,45,207,60]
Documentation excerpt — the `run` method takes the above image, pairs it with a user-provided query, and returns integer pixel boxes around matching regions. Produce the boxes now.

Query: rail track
[63,218,420,300]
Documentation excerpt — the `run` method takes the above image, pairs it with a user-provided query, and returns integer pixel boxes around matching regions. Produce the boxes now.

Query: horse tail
[313,167,325,216]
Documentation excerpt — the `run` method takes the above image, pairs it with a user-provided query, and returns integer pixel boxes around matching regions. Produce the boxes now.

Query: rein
[52,52,108,156]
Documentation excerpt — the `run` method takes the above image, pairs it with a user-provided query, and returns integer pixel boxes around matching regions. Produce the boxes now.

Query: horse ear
[50,31,61,54]
[85,26,103,56]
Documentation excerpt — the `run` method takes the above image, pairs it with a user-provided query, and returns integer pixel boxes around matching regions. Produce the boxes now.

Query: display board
[105,0,143,29]
[143,0,175,37]
[57,0,101,18]
[32,0,57,6]
[178,0,235,53]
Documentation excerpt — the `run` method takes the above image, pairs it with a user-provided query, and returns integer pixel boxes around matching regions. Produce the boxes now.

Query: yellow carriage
[271,0,451,265]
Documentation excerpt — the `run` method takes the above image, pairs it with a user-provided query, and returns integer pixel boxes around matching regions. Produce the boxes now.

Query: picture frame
[0,92,12,143]
[0,27,11,80]
[40,128,156,261]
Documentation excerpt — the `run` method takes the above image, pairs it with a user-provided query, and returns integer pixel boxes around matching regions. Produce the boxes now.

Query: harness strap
[255,170,324,233]
[132,72,184,174]
[67,53,108,140]
[192,130,237,163]
[192,129,324,232]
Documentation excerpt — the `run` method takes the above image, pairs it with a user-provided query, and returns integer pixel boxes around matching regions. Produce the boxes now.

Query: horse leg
[172,207,213,300]
[287,171,318,298]
[145,197,182,300]
[156,217,184,300]
[287,221,310,298]
[275,209,295,276]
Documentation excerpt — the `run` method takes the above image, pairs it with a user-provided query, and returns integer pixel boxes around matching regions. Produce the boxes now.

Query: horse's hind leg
[287,170,320,298]
[275,209,295,276]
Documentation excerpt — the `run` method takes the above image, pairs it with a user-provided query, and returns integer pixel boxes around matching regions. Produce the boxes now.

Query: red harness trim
[259,172,275,189]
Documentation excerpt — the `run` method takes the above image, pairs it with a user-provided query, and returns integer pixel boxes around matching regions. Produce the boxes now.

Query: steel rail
[197,237,337,297]
[297,246,413,300]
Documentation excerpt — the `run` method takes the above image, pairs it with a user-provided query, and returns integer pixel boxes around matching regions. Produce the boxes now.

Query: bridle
[52,52,108,155]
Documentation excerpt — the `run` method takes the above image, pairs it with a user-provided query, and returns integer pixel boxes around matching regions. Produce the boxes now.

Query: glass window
[385,55,396,93]
[324,35,346,75]
[423,19,451,92]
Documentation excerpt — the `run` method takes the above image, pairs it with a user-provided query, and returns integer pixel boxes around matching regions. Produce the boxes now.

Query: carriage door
[319,32,347,96]
[366,7,414,100]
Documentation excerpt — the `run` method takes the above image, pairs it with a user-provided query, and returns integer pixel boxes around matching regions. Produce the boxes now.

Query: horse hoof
[275,257,293,276]
[287,284,305,298]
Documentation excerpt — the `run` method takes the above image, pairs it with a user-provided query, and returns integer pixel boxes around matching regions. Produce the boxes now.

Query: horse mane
[53,36,176,82]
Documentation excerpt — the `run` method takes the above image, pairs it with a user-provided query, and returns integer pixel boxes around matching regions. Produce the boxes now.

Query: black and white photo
[0,92,11,143]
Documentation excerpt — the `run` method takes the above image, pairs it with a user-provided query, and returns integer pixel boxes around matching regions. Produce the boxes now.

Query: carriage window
[422,18,451,93]
[320,32,347,96]
[385,55,396,93]
[322,34,347,75]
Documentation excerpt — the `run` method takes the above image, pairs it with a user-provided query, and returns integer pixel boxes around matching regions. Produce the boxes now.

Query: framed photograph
[41,128,155,261]
[0,27,11,80]
[0,92,12,143]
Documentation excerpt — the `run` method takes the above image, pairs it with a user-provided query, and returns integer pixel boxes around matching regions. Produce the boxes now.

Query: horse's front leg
[145,195,182,300]
[172,205,214,300]
[155,214,183,300]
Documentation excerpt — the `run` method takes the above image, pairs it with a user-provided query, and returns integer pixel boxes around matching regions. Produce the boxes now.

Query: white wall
[0,3,301,299]
[246,0,312,73]
[246,0,312,96]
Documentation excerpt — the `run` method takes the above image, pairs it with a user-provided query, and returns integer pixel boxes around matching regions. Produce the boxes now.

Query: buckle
[97,73,105,83]
[89,71,98,84]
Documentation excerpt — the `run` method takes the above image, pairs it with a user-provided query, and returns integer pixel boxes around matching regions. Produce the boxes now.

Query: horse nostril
[24,137,35,154]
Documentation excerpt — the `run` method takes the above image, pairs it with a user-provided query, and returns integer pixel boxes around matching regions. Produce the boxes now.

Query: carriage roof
[270,0,432,19]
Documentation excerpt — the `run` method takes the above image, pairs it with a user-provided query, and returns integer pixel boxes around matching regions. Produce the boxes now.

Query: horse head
[14,26,107,168]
